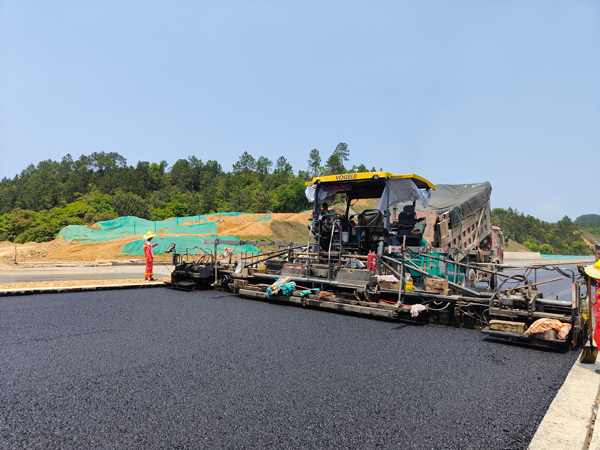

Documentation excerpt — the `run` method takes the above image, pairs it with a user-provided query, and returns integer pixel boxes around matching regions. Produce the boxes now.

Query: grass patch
[504,239,533,253]
[270,220,309,243]
[237,220,309,252]
[583,230,600,249]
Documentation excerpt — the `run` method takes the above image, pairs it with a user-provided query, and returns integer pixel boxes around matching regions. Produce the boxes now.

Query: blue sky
[1,1,598,223]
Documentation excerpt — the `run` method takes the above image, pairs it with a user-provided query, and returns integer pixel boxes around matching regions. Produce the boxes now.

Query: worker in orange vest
[143,231,159,281]
[220,246,233,263]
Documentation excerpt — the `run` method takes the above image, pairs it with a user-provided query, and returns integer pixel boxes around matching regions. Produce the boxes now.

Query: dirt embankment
[0,212,311,289]
[0,212,311,267]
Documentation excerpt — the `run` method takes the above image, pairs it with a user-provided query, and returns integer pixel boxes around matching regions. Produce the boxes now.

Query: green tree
[170,158,194,192]
[325,142,349,174]
[307,148,322,176]
[256,156,272,175]
[113,193,151,219]
[334,142,349,164]
[233,152,256,173]
[272,177,309,213]
[253,183,273,213]
[148,161,167,191]
[229,185,253,212]
[575,214,600,229]
[89,152,127,174]
[325,153,343,174]
[274,156,293,174]
[524,240,539,252]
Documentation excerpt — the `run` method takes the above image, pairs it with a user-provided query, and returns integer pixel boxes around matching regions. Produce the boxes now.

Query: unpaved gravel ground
[1,288,578,449]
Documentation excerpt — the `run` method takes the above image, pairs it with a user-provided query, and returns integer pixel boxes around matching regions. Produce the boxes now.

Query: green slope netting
[121,235,260,256]
[57,221,217,242]
[57,213,272,243]
[55,213,268,256]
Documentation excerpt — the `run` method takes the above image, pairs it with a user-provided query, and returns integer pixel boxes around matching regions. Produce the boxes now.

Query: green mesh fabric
[57,220,217,242]
[56,213,272,243]
[120,235,260,256]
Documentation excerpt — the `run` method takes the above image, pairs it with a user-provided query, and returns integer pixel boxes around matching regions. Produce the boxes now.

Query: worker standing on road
[584,260,600,348]
[143,231,159,281]
[595,243,600,261]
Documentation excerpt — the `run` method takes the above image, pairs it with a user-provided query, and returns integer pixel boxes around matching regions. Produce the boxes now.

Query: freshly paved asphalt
[1,287,579,449]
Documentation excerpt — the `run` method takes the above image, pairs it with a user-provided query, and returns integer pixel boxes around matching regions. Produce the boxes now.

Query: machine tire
[489,273,499,290]
[465,268,477,288]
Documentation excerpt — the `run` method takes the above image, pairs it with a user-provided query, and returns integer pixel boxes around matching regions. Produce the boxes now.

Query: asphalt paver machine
[166,172,586,349]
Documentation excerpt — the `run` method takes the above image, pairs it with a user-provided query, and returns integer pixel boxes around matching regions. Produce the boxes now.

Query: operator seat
[394,204,422,247]
[396,204,417,230]
[357,209,387,253]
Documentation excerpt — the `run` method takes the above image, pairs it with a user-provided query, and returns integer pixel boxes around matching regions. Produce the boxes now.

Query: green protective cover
[55,213,269,256]
[121,235,260,256]
[56,213,274,243]
[391,250,464,284]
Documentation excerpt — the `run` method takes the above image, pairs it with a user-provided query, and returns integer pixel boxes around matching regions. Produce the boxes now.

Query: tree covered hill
[575,214,600,233]
[0,145,367,243]
[492,208,598,255]
[0,149,597,255]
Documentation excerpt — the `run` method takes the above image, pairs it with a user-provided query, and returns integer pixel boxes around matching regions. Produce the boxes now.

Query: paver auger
[166,172,586,348]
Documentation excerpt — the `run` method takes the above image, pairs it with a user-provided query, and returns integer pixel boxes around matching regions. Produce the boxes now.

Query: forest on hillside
[0,146,597,255]
[0,144,372,243]
[491,209,598,255]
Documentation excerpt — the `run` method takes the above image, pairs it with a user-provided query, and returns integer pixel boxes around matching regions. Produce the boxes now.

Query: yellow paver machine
[166,171,587,349]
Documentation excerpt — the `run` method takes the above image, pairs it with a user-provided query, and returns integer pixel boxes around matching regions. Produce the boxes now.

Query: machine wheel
[364,283,380,302]
[489,273,499,290]
[463,268,477,288]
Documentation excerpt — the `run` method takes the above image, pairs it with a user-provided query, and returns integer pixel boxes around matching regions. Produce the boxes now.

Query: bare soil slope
[0,212,312,266]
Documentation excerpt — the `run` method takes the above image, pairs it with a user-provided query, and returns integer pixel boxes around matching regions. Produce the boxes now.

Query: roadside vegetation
[492,209,599,255]
[0,148,597,255]
[0,144,369,243]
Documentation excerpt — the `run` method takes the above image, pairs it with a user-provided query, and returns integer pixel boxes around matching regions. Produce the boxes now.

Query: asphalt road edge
[528,349,600,450]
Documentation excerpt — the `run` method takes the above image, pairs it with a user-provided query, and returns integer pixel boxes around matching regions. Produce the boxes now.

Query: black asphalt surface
[1,288,578,449]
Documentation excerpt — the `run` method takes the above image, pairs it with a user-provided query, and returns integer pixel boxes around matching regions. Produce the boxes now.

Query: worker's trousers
[145,259,154,280]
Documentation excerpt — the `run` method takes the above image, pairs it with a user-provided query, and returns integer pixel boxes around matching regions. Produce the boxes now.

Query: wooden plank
[303,298,395,319]
[237,288,396,318]
[489,319,526,333]
[424,278,449,291]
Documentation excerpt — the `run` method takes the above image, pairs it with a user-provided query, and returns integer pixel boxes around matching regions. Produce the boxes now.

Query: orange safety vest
[144,241,157,261]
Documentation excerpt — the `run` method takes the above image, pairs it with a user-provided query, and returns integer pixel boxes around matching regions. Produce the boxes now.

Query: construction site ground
[0,211,312,290]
